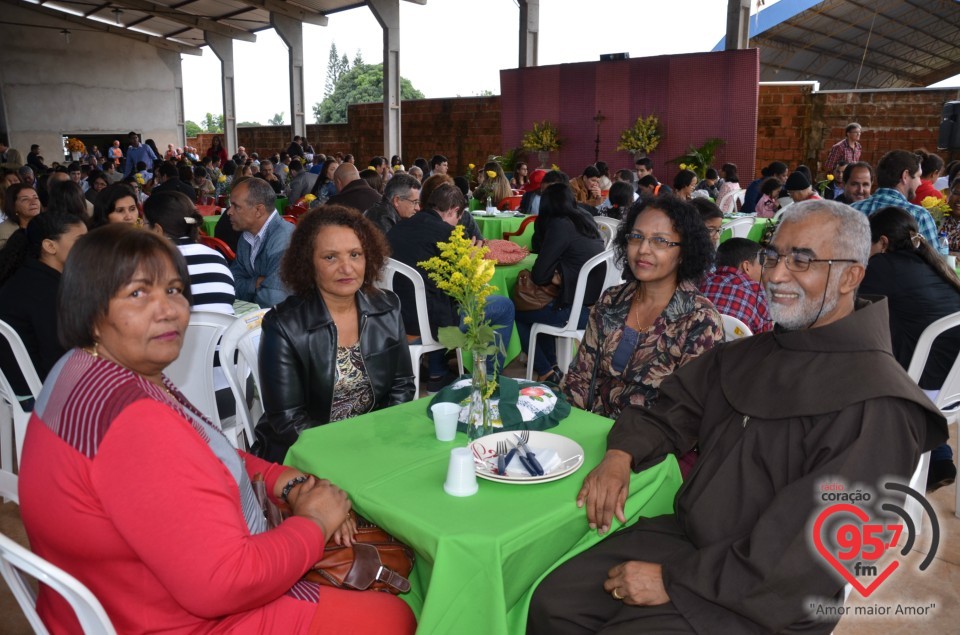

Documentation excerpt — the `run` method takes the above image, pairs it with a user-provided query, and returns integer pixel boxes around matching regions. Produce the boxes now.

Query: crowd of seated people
[2,131,958,633]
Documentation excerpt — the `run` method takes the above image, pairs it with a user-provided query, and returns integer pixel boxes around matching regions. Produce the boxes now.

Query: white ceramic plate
[470,431,584,484]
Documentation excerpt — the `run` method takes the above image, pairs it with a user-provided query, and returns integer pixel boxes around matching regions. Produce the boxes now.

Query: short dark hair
[143,190,203,243]
[157,163,178,180]
[673,169,697,191]
[705,168,719,180]
[595,161,609,177]
[615,169,636,184]
[876,150,920,189]
[289,159,303,172]
[541,170,569,188]
[635,157,652,170]
[426,182,466,212]
[691,197,724,222]
[91,183,139,229]
[637,175,659,189]
[430,155,448,169]
[916,149,944,179]
[419,174,454,209]
[716,238,761,269]
[281,205,390,296]
[721,163,739,183]
[582,165,601,179]
[842,161,873,184]
[59,224,191,349]
[760,177,782,197]
[235,176,276,211]
[608,181,635,209]
[370,156,386,169]
[845,122,862,134]
[761,161,788,178]
[3,184,35,223]
[615,195,715,284]
[46,180,88,219]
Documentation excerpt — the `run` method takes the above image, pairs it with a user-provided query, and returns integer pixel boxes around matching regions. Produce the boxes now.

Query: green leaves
[312,63,426,124]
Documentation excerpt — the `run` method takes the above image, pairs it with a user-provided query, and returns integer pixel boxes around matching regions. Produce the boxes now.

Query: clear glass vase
[466,352,494,440]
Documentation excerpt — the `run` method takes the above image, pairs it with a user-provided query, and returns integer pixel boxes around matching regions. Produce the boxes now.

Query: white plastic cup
[443,447,479,496]
[431,403,460,442]
[948,255,957,271]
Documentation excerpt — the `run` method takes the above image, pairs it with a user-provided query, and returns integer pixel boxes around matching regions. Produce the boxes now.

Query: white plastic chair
[723,216,756,240]
[905,310,960,519]
[525,249,620,380]
[720,314,753,342]
[593,216,620,249]
[0,320,43,476]
[718,188,746,214]
[218,309,269,449]
[162,311,238,443]
[0,470,117,635]
[379,259,463,399]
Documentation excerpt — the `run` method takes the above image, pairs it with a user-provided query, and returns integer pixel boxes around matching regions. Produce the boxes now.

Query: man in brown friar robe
[528,200,948,634]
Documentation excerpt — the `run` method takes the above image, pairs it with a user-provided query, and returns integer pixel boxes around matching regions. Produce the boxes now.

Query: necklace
[633,291,656,334]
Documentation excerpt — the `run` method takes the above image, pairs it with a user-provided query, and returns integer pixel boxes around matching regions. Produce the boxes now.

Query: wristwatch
[281,475,309,502]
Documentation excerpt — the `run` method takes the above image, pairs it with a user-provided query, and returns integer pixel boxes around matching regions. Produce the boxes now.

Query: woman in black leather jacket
[253,205,416,462]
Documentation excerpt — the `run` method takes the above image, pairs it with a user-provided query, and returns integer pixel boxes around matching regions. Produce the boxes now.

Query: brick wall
[190,86,960,182]
[756,84,960,179]
[205,97,503,175]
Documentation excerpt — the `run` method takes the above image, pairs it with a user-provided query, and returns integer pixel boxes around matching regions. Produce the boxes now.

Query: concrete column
[158,50,186,147]
[271,13,306,139]
[368,0,401,159]
[205,33,238,155]
[519,0,539,68]
[725,0,751,50]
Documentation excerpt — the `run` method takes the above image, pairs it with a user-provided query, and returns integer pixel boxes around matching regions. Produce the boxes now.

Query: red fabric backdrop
[500,49,760,184]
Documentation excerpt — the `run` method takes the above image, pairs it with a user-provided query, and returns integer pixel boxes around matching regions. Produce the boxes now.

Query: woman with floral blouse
[562,195,723,420]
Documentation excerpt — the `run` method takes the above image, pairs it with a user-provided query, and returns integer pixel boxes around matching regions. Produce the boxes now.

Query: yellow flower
[550,164,560,171]
[135,173,145,185]
[468,163,476,170]
[463,316,473,325]
[679,163,687,170]
[303,194,317,202]
[827,174,835,181]
[486,170,497,179]
[218,174,227,183]
[367,166,375,171]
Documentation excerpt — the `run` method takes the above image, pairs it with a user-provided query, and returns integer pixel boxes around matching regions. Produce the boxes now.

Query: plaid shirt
[823,138,861,174]
[850,188,939,246]
[700,266,773,335]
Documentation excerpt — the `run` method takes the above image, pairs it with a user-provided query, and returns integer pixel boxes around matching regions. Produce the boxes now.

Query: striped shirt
[177,243,236,314]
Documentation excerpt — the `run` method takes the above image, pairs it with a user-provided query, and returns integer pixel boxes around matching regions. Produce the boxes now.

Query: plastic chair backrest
[718,188,746,214]
[561,249,617,331]
[163,311,237,429]
[379,259,442,348]
[0,320,43,470]
[282,215,298,225]
[198,235,236,261]
[0,471,117,635]
[720,314,753,341]
[906,310,960,419]
[497,195,523,211]
[593,217,620,249]
[218,309,269,448]
[502,215,537,241]
[725,216,756,239]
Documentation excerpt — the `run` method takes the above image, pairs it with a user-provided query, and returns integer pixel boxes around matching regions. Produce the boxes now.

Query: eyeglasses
[705,227,723,236]
[402,197,421,207]
[757,248,857,272]
[625,233,681,250]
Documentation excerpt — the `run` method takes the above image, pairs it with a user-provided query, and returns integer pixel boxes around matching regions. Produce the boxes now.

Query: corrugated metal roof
[1,0,426,54]
[714,0,960,89]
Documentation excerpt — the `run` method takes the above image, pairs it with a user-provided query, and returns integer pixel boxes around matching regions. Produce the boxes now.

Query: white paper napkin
[505,446,561,477]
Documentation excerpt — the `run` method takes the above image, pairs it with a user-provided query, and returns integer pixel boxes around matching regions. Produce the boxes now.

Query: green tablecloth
[285,399,681,635]
[202,214,220,236]
[275,196,289,214]
[473,213,527,242]
[720,217,768,243]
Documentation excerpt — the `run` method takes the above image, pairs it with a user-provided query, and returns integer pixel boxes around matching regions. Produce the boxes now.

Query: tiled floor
[2,360,958,633]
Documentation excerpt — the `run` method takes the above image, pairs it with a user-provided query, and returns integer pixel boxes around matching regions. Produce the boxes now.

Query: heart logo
[812,503,900,597]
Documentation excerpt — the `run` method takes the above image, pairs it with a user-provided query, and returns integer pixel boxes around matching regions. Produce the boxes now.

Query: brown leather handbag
[252,476,415,594]
[512,268,560,311]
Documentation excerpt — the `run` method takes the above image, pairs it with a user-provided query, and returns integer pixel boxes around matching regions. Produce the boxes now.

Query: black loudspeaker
[939,101,960,150]
[600,53,630,61]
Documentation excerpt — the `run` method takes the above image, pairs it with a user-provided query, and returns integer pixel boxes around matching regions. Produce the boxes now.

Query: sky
[181,0,960,126]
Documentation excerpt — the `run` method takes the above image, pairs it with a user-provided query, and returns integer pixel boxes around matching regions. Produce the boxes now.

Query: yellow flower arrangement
[418,225,501,396]
[616,115,661,156]
[920,196,952,228]
[65,137,86,154]
[134,173,145,186]
[521,120,561,152]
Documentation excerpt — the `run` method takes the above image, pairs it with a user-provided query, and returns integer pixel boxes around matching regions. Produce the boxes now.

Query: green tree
[312,63,425,124]
[202,112,224,133]
[353,49,364,67]
[185,120,202,137]
[237,121,261,127]
[268,112,285,125]
[324,42,341,97]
